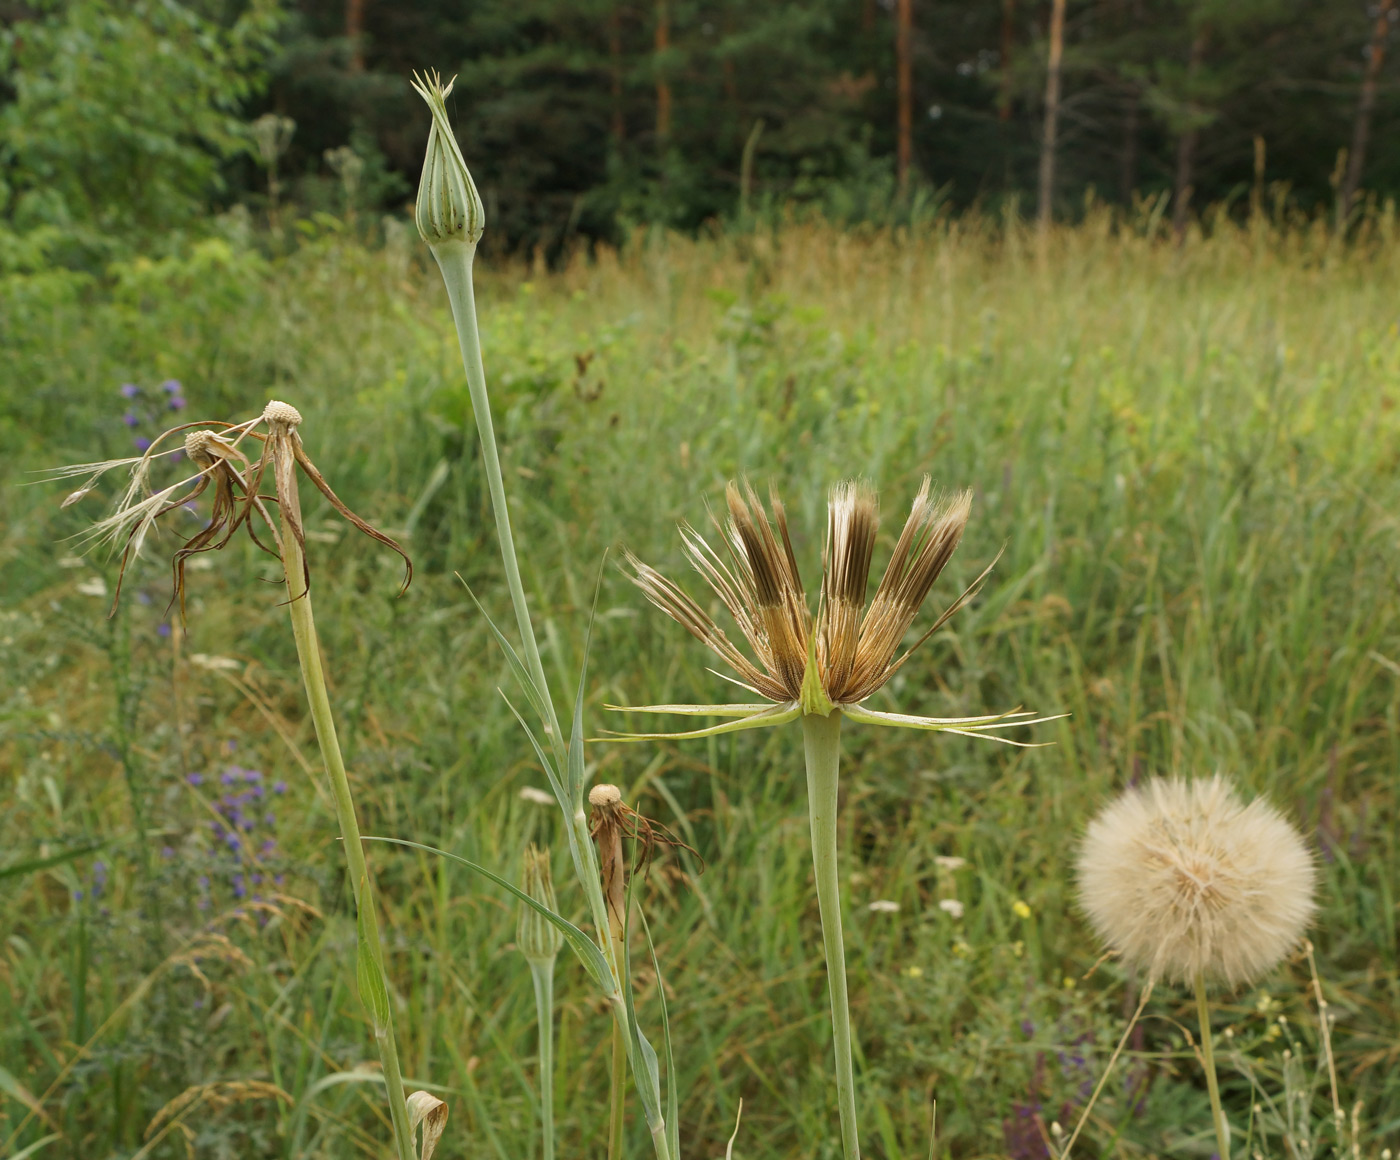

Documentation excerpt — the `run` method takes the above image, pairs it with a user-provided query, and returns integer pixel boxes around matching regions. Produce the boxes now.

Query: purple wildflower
[157,623,171,638]
[273,780,287,795]
[169,396,187,411]
[134,437,152,452]
[186,772,204,786]
[120,383,139,399]
[123,411,139,428]
[161,379,182,394]
[161,846,175,859]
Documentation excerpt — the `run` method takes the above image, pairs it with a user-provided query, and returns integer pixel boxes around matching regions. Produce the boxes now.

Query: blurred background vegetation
[2,0,1400,258]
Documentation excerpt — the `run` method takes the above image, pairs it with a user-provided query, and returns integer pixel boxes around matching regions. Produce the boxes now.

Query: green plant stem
[431,236,672,1160]
[430,239,563,756]
[530,960,557,1160]
[280,512,416,1160]
[608,1019,626,1160]
[432,236,628,1031]
[802,710,861,1160]
[1193,969,1229,1160]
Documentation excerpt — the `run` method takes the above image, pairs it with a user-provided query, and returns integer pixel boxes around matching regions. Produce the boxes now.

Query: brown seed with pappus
[1077,775,1316,988]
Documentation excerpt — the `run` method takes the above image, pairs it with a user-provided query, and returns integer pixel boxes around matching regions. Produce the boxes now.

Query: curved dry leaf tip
[406,1090,448,1160]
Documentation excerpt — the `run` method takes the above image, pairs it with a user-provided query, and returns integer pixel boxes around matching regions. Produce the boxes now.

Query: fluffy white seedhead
[588,783,622,807]
[262,400,302,427]
[1077,775,1315,988]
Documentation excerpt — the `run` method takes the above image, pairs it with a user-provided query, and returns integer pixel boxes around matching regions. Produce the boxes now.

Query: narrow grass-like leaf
[640,907,680,1160]
[0,843,103,881]
[725,1101,744,1160]
[620,876,666,1134]
[0,1065,52,1128]
[501,693,566,808]
[8,1134,61,1160]
[458,579,554,736]
[566,562,605,808]
[364,837,614,993]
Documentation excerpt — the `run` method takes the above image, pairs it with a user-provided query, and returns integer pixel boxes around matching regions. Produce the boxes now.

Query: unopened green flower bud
[411,70,485,247]
[518,844,563,966]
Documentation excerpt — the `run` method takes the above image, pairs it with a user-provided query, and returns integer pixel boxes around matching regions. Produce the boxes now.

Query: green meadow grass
[3,211,1399,1158]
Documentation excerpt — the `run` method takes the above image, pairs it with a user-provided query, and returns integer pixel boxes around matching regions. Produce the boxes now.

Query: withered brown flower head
[610,476,1057,744]
[49,399,411,620]
[627,477,977,708]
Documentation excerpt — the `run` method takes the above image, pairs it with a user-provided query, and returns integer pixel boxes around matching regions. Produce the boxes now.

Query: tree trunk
[609,6,625,145]
[1037,0,1067,227]
[655,0,672,147]
[896,0,914,190]
[1340,0,1396,224]
[346,0,366,72]
[1171,31,1207,239]
[999,0,1015,120]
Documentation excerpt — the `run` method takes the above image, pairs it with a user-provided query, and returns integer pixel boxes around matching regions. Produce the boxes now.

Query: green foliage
[2,216,1400,1157]
[0,0,282,256]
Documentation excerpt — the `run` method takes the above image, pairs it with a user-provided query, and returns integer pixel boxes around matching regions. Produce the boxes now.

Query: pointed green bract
[410,71,484,247]
[800,632,835,717]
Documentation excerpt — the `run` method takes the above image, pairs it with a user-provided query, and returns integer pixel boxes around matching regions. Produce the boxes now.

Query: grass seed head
[1077,775,1316,988]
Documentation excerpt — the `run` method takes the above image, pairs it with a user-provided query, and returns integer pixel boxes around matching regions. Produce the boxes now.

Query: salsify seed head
[589,783,622,807]
[1077,775,1316,988]
[262,400,302,427]
[627,476,976,707]
[48,399,412,618]
[411,70,485,247]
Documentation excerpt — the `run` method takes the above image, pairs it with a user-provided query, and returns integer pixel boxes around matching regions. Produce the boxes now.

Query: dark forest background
[1,0,1398,254]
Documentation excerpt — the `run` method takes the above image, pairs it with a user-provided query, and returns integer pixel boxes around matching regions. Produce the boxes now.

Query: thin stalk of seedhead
[528,960,558,1160]
[802,709,861,1160]
[1193,969,1230,1160]
[431,239,562,758]
[432,237,642,1116]
[279,505,416,1160]
[1059,980,1154,1158]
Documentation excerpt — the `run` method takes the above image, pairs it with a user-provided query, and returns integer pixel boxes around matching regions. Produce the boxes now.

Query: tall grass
[2,209,1399,1157]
